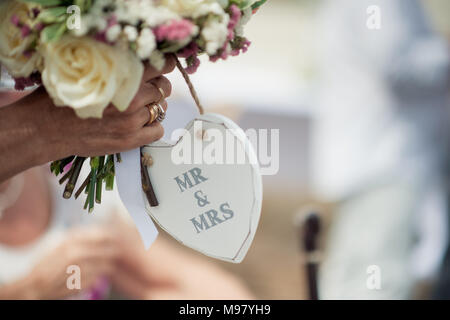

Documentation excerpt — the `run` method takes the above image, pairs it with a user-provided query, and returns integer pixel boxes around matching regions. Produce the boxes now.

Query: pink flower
[21,25,31,38]
[23,50,33,58]
[155,19,194,42]
[94,31,108,44]
[209,55,220,62]
[107,15,118,28]
[226,4,242,42]
[185,56,200,74]
[32,8,40,18]
[10,14,20,26]
[177,41,199,58]
[14,72,41,91]
[241,39,251,53]
[228,5,242,31]
[34,22,44,31]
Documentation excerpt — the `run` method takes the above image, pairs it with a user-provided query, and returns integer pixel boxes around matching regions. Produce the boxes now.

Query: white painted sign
[142,113,263,263]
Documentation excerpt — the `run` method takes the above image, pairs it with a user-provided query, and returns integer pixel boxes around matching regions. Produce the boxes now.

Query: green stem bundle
[52,154,116,212]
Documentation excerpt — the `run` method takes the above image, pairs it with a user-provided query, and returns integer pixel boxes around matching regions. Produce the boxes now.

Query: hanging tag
[142,113,263,263]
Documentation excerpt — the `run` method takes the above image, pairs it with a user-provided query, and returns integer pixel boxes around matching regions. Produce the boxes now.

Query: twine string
[174,56,205,115]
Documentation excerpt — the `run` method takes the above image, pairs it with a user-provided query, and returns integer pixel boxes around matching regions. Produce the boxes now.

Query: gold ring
[145,86,166,125]
[146,103,166,125]
[157,87,165,104]
[146,103,159,125]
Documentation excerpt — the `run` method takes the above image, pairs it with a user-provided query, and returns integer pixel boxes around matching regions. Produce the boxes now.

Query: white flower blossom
[0,0,41,77]
[160,0,225,19]
[202,15,229,55]
[144,7,179,28]
[123,25,138,42]
[40,36,143,118]
[137,28,156,59]
[217,0,229,9]
[106,24,122,42]
[150,50,166,71]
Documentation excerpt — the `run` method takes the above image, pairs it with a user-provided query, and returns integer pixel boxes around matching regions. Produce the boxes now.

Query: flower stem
[95,156,105,204]
[58,165,74,185]
[105,172,114,191]
[63,157,86,199]
[75,174,90,199]
[87,157,99,213]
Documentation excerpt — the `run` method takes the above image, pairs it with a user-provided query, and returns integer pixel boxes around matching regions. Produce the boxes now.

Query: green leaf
[229,0,253,10]
[38,7,67,23]
[40,22,67,42]
[74,0,93,12]
[251,0,267,11]
[21,0,64,6]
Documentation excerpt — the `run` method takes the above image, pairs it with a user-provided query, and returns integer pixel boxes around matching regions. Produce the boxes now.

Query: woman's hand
[107,219,254,300]
[0,56,175,183]
[24,227,121,300]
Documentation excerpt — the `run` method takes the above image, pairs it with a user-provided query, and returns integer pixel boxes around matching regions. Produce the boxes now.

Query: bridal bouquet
[0,0,266,211]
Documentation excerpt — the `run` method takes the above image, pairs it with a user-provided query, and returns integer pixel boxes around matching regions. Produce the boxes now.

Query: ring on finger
[157,87,165,104]
[145,102,166,125]
[146,103,160,125]
[156,103,166,122]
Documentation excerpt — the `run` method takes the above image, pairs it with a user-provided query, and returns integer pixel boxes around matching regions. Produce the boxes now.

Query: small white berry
[106,24,122,42]
[123,26,138,42]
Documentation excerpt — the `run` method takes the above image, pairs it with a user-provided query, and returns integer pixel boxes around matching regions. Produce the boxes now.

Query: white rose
[160,0,224,19]
[40,36,144,119]
[0,0,41,77]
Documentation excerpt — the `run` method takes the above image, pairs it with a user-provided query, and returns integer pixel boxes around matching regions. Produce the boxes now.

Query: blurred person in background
[0,90,253,300]
[311,0,450,299]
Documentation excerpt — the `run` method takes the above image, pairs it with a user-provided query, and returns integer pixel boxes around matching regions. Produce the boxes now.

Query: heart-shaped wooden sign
[141,113,263,263]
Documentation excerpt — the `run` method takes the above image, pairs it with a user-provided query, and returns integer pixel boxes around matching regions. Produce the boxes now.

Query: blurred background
[165,0,450,299]
[1,0,450,300]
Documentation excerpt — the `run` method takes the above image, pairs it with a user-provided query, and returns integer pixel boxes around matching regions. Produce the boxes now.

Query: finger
[142,99,167,127]
[135,122,165,146]
[135,105,152,128]
[159,100,168,112]
[70,241,120,264]
[80,262,116,289]
[142,55,176,80]
[147,76,172,100]
[110,268,150,299]
[88,121,165,154]
[70,227,116,246]
[127,77,170,114]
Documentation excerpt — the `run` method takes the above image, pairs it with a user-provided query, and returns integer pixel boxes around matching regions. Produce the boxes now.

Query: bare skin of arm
[0,57,175,184]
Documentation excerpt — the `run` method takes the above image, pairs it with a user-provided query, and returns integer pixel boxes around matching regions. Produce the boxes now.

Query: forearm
[0,92,52,183]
